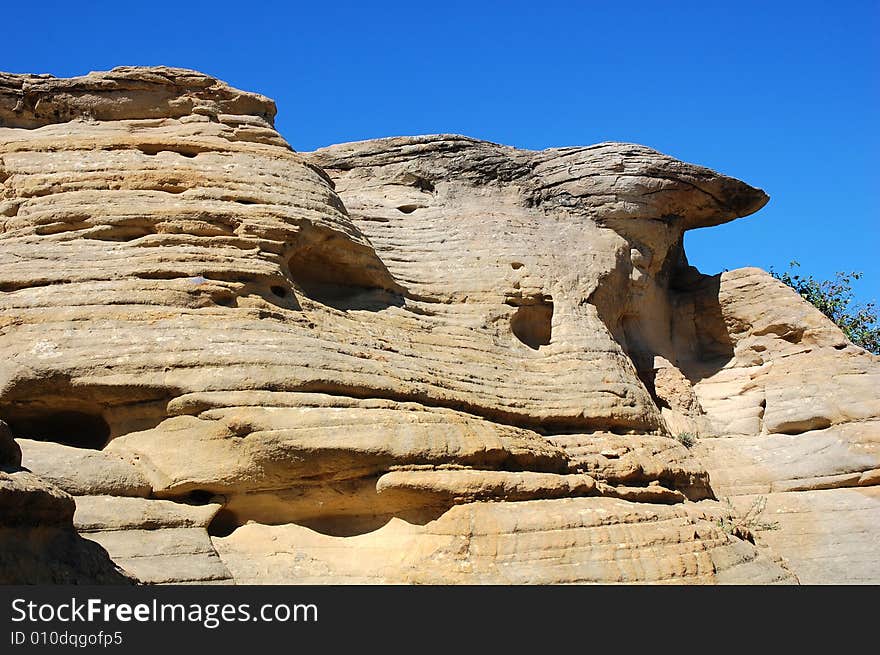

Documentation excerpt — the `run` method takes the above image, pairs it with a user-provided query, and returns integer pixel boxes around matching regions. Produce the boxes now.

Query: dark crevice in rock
[83,226,156,241]
[269,284,288,298]
[670,273,736,384]
[136,144,203,158]
[183,489,217,505]
[0,377,178,444]
[5,410,110,450]
[290,277,404,312]
[207,508,239,537]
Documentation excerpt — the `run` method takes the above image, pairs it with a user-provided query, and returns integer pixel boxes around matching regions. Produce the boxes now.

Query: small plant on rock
[675,432,698,448]
[718,496,779,543]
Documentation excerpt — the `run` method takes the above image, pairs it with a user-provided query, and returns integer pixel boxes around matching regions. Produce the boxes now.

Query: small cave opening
[510,301,554,350]
[5,410,111,450]
[269,285,288,298]
[136,144,201,158]
[396,204,420,214]
[184,489,217,505]
[207,508,240,538]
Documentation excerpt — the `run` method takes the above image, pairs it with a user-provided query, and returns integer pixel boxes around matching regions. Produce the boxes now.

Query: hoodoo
[1,67,877,584]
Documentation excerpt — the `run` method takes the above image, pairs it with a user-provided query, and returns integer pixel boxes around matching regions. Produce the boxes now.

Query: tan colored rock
[595,481,687,504]
[680,268,880,439]
[375,469,597,504]
[74,496,231,584]
[0,67,278,129]
[670,267,880,583]
[19,438,151,496]
[547,432,712,500]
[725,488,880,584]
[214,497,795,584]
[0,468,75,527]
[1,66,876,585]
[694,421,880,497]
[0,470,132,583]
[110,395,568,492]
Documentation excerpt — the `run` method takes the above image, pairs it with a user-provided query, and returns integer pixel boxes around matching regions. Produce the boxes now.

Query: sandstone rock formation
[0,66,876,584]
[0,421,132,583]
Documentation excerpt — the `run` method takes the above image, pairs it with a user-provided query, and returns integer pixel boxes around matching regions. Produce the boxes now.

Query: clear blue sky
[5,1,878,304]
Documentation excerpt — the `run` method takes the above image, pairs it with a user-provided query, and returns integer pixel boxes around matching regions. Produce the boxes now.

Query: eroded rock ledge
[1,67,876,584]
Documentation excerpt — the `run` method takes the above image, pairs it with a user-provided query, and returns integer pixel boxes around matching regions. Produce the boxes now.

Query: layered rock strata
[1,67,875,584]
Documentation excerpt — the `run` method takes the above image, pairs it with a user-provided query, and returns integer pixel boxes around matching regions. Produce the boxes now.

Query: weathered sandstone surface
[0,67,876,584]
[0,422,131,583]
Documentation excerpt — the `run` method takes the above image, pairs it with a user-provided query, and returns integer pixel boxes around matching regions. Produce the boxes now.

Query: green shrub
[770,260,879,355]
[675,432,697,448]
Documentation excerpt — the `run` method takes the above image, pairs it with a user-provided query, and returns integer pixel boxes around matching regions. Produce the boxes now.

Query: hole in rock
[207,508,240,538]
[297,507,449,537]
[781,329,804,344]
[6,411,110,450]
[136,144,200,158]
[231,278,301,311]
[396,204,420,214]
[510,262,524,270]
[510,301,553,350]
[185,490,216,505]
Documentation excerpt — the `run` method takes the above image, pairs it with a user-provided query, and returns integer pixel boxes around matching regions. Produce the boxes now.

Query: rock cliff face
[1,67,876,584]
